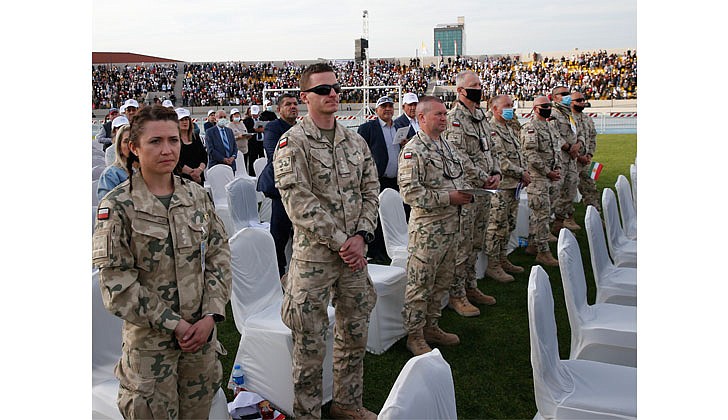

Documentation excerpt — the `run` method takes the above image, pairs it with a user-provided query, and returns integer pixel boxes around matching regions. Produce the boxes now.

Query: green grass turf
[215,133,637,418]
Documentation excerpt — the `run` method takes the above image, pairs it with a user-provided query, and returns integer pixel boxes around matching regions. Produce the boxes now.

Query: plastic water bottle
[232,364,245,396]
[518,237,528,248]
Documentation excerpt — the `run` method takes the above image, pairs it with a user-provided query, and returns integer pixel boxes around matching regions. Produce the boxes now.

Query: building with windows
[434,16,465,56]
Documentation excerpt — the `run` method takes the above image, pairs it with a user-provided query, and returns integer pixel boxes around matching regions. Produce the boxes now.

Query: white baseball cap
[250,105,260,115]
[111,115,129,129]
[403,92,419,104]
[123,99,139,109]
[207,110,215,117]
[230,108,241,116]
[162,99,174,108]
[175,108,191,120]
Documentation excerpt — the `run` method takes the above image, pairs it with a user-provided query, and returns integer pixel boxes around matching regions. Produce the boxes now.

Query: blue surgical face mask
[561,95,572,106]
[217,118,229,128]
[502,108,514,120]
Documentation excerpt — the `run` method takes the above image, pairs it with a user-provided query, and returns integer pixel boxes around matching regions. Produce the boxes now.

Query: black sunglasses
[573,98,585,103]
[554,91,570,96]
[303,83,342,95]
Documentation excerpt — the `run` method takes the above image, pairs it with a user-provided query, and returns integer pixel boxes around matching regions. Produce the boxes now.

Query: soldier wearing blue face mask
[549,86,584,233]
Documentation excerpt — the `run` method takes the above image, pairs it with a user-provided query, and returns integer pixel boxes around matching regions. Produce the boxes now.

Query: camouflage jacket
[444,100,501,178]
[92,172,231,350]
[398,130,489,234]
[273,115,380,262]
[489,116,527,189]
[550,103,585,163]
[521,116,562,179]
[573,111,597,157]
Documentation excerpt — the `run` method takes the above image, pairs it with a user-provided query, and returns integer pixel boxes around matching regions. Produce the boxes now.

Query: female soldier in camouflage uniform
[92,105,231,419]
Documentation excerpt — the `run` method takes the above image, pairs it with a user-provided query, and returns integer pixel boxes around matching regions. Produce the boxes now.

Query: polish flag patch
[97,207,110,220]
[403,152,413,159]
[278,138,288,148]
[452,121,460,127]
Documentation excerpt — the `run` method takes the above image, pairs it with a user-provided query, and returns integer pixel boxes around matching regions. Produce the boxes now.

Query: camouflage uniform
[550,103,584,220]
[398,130,490,331]
[92,172,231,420]
[273,115,379,419]
[573,110,600,211]
[521,117,562,253]
[486,116,527,260]
[444,101,501,296]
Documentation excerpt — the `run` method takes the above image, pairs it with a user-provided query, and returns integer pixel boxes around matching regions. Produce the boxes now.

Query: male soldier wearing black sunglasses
[273,63,380,420]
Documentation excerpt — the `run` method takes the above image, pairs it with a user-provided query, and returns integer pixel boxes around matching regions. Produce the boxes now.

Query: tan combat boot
[551,218,564,236]
[548,232,558,243]
[501,257,525,274]
[329,404,378,420]
[423,325,460,346]
[486,261,515,283]
[448,295,480,317]
[563,216,582,231]
[525,243,538,255]
[406,329,432,356]
[535,251,559,267]
[466,287,496,305]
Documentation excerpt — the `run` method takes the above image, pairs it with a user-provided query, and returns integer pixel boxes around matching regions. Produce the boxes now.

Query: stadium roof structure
[92,52,181,64]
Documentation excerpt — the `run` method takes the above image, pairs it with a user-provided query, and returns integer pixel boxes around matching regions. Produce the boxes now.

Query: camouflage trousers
[282,258,377,419]
[485,188,519,259]
[451,196,491,297]
[527,179,558,253]
[578,161,601,211]
[404,226,458,331]
[115,335,223,419]
[554,158,578,219]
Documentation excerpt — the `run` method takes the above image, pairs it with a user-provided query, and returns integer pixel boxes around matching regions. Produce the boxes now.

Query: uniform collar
[454,100,485,121]
[130,172,194,214]
[300,114,347,145]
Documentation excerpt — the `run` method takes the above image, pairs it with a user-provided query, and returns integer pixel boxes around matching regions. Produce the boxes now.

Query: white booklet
[394,126,411,145]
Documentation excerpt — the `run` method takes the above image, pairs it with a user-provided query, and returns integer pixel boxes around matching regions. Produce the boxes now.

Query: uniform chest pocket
[309,147,335,186]
[174,213,206,251]
[344,152,363,179]
[131,216,169,272]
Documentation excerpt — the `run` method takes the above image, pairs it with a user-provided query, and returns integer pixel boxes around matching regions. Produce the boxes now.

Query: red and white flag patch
[97,207,110,220]
[452,121,460,127]
[278,138,288,148]
[403,152,413,159]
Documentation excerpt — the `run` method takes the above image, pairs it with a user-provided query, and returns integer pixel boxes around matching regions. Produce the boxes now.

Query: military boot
[525,243,538,255]
[448,295,480,317]
[501,257,525,274]
[551,218,564,236]
[563,216,582,231]
[423,325,460,346]
[486,261,515,283]
[535,251,559,267]
[329,404,378,420]
[406,329,432,356]
[466,287,496,305]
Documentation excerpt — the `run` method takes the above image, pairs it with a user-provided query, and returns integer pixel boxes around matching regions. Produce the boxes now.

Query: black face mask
[464,88,482,104]
[573,104,585,113]
[537,108,552,119]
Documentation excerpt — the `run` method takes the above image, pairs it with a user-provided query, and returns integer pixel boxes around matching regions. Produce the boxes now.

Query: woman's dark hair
[126,105,179,191]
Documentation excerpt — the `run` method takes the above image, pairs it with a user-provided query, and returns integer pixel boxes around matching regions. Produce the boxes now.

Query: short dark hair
[300,63,335,91]
[278,93,298,108]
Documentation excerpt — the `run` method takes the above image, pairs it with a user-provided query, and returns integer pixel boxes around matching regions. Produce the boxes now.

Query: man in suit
[393,92,420,141]
[357,95,404,262]
[205,109,238,173]
[243,105,266,176]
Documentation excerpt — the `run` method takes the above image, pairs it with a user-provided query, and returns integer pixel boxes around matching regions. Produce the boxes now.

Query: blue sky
[92,0,636,62]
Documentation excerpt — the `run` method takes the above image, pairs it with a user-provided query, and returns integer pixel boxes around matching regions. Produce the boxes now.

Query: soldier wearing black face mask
[520,96,561,266]
[571,91,601,211]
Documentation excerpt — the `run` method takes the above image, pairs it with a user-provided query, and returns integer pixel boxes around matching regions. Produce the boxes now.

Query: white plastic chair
[615,175,637,240]
[378,188,409,268]
[528,266,637,420]
[602,188,637,268]
[557,228,637,367]
[584,206,637,306]
[226,176,270,234]
[629,163,637,209]
[378,349,457,420]
[228,228,334,416]
[92,269,227,419]
[366,264,408,355]
[206,164,236,236]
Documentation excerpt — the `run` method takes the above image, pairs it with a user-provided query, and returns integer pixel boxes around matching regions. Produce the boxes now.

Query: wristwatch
[356,230,374,244]
[205,313,224,323]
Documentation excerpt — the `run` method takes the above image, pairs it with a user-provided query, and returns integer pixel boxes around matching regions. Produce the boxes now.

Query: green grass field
[216,133,637,418]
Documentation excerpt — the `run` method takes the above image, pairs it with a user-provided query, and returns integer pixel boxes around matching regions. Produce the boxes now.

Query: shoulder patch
[528,129,535,134]
[403,151,413,159]
[491,131,496,137]
[452,121,460,127]
[278,138,288,148]
[97,207,110,220]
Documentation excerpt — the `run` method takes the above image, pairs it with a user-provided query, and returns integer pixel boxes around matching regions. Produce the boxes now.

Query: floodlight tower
[362,10,370,114]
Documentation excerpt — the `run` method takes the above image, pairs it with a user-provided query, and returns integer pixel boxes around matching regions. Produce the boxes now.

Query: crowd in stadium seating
[91,50,636,109]
[92,64,179,109]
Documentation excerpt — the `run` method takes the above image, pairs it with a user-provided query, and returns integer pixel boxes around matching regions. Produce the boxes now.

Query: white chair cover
[92,269,229,420]
[252,157,272,223]
[207,164,236,236]
[92,180,100,207]
[602,189,637,268]
[378,188,409,268]
[507,188,530,254]
[228,228,334,416]
[253,157,268,178]
[366,264,407,355]
[528,266,637,420]
[234,151,247,179]
[557,229,637,367]
[615,175,637,240]
[105,146,116,167]
[629,164,637,209]
[92,164,105,181]
[378,349,457,420]
[226,176,270,234]
[584,206,637,306]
